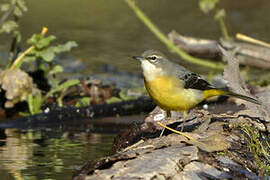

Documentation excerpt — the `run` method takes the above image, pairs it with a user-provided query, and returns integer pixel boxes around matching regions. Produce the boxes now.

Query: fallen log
[0,96,155,129]
[72,105,270,180]
[168,31,270,69]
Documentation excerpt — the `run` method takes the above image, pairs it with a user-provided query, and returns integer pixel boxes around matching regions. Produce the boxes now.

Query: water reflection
[0,128,115,180]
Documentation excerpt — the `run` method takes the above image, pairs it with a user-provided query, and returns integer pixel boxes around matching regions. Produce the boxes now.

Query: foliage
[43,79,80,102]
[27,79,80,115]
[0,0,27,43]
[27,90,42,114]
[1,0,79,115]
[198,0,229,40]
[199,0,219,13]
[22,33,78,78]
[75,97,91,107]
[105,90,138,104]
[0,26,80,115]
[124,0,224,70]
[241,125,270,175]
[106,96,122,104]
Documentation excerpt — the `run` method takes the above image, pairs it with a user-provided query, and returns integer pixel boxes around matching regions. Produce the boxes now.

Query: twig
[9,27,48,70]
[124,0,224,70]
[236,33,270,48]
[0,4,15,27]
[157,122,194,140]
[219,44,270,122]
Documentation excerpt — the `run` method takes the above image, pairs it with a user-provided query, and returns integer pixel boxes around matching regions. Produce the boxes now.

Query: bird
[133,50,261,119]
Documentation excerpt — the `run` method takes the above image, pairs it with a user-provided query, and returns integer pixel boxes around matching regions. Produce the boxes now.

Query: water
[1,0,270,74]
[0,113,145,180]
[0,0,270,179]
[0,129,115,180]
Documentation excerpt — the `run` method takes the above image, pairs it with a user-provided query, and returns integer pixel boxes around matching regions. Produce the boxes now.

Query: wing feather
[179,72,215,90]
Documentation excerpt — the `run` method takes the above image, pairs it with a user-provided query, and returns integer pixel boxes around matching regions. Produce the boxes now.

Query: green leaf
[214,9,226,20]
[48,65,64,75]
[22,55,36,63]
[17,55,35,68]
[37,35,56,49]
[43,80,80,102]
[13,30,22,42]
[119,91,136,100]
[106,97,122,104]
[0,4,10,11]
[27,34,56,49]
[54,41,78,53]
[14,6,23,17]
[27,93,34,114]
[27,91,43,114]
[27,34,41,46]
[40,48,55,62]
[16,0,28,12]
[0,21,18,33]
[39,63,50,76]
[75,97,91,107]
[199,0,219,13]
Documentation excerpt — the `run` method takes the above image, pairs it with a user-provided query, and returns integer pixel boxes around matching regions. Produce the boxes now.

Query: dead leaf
[0,69,36,108]
[186,133,231,152]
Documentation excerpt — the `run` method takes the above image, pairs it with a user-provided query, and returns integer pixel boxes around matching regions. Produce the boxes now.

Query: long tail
[225,91,261,105]
[203,89,261,105]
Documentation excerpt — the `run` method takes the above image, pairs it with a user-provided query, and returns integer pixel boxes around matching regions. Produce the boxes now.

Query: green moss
[241,125,270,175]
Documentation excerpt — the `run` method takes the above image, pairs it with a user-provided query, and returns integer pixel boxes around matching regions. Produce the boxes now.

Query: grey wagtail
[133,50,261,118]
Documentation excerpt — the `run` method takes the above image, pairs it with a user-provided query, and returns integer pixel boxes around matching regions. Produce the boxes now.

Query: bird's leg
[166,110,171,118]
[183,111,187,118]
[159,110,171,137]
[157,110,194,140]
[181,110,187,131]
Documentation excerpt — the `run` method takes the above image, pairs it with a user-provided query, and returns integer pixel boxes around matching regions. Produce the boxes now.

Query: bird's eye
[146,55,157,62]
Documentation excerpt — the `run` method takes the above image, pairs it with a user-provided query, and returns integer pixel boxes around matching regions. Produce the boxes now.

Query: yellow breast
[144,76,203,111]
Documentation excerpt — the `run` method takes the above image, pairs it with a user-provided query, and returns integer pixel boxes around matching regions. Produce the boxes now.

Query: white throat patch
[141,60,163,81]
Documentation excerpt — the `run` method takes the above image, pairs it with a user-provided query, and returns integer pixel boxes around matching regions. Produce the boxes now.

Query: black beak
[132,56,143,61]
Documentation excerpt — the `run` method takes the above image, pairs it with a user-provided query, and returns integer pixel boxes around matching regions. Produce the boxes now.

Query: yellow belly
[144,76,203,111]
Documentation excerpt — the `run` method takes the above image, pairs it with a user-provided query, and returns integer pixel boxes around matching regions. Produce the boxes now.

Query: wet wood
[0,96,155,129]
[72,104,269,180]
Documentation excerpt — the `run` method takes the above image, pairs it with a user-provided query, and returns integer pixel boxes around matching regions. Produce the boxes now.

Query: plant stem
[124,0,224,70]
[219,18,229,40]
[10,27,48,70]
[236,33,270,48]
[42,79,80,103]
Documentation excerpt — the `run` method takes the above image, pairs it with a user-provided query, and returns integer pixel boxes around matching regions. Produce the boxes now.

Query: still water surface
[1,0,270,74]
[0,128,115,179]
[0,0,270,179]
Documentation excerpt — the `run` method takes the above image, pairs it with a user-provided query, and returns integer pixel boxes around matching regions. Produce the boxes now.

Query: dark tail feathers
[225,91,261,105]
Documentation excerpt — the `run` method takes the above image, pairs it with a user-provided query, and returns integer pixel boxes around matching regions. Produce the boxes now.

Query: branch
[124,0,224,70]
[0,4,15,27]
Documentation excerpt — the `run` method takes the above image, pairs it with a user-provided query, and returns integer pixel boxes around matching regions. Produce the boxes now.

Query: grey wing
[179,72,215,90]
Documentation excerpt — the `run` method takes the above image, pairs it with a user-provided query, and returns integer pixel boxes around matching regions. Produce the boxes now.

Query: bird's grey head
[132,50,168,80]
[133,50,172,81]
[133,50,168,65]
